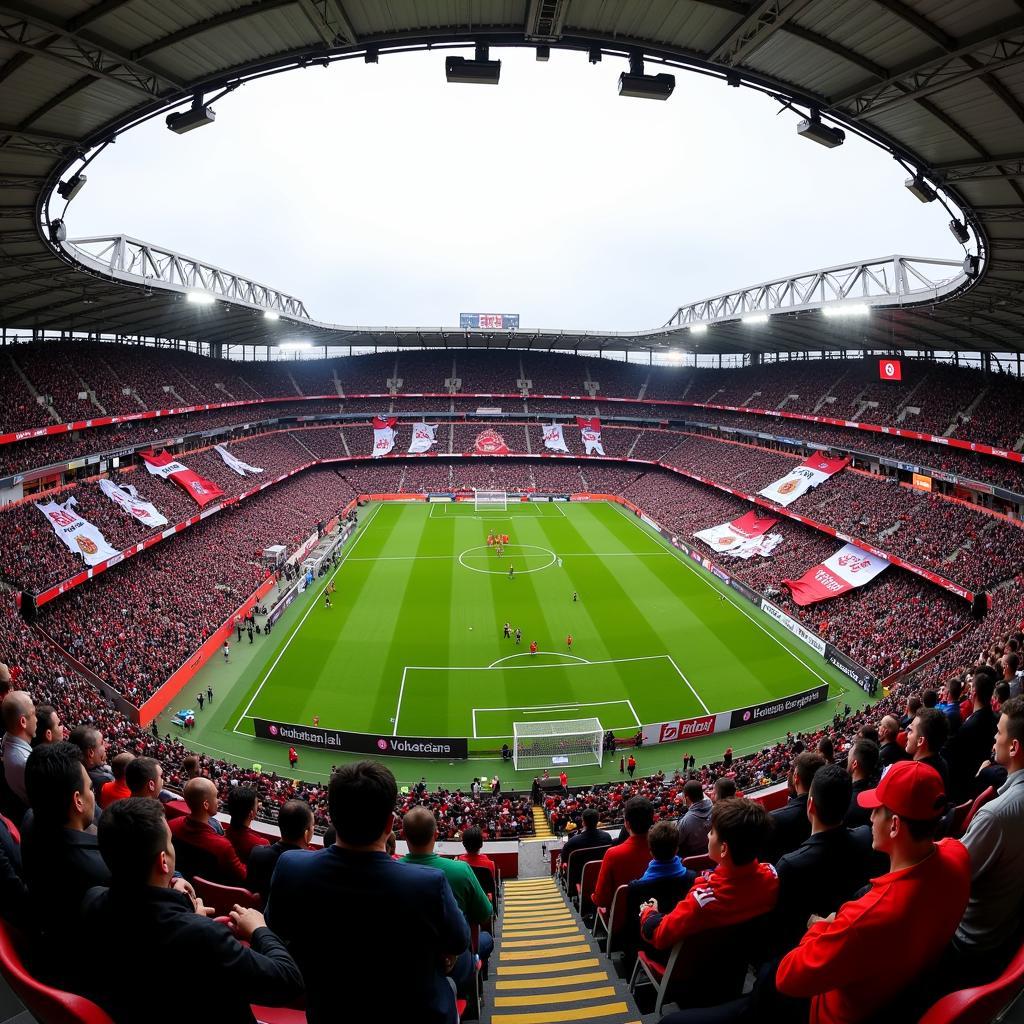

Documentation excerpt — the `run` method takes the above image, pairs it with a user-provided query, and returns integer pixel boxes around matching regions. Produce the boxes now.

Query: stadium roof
[0,0,1022,356]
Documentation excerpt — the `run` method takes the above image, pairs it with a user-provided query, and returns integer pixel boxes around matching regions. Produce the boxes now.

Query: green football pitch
[166,499,868,786]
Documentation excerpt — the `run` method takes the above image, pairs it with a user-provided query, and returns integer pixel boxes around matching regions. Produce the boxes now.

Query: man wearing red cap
[776,760,970,1023]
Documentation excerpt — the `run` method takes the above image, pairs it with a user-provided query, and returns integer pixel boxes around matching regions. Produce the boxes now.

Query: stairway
[488,877,639,1024]
[530,806,554,841]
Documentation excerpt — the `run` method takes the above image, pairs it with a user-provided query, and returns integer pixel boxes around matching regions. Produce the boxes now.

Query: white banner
[372,416,396,458]
[407,422,437,454]
[542,423,569,453]
[728,533,783,560]
[760,599,828,655]
[577,417,605,456]
[215,444,263,477]
[758,454,848,507]
[98,479,168,527]
[36,496,119,566]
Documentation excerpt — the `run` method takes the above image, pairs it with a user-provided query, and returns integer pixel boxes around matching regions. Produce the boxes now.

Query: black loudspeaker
[971,592,988,620]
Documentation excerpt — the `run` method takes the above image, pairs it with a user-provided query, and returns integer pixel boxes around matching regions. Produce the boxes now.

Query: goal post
[513,718,604,771]
[474,489,507,511]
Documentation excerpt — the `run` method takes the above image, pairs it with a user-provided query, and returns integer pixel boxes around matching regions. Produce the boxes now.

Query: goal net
[513,718,604,771]
[474,489,507,511]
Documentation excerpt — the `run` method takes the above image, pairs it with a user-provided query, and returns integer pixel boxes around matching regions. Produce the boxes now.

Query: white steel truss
[663,255,968,328]
[67,235,310,318]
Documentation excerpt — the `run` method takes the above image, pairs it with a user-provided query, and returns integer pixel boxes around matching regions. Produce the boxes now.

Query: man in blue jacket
[267,761,469,1024]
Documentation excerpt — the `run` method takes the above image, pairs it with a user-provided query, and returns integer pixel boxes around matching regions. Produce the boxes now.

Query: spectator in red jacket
[99,752,134,808]
[776,760,970,1023]
[225,786,270,863]
[169,777,246,885]
[640,798,777,950]
[592,796,654,910]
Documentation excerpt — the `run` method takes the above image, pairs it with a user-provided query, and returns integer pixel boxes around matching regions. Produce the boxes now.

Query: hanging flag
[694,510,779,553]
[407,422,437,454]
[98,478,168,527]
[542,423,569,453]
[782,542,890,606]
[215,444,263,477]
[577,417,605,456]
[758,454,849,507]
[728,533,784,560]
[139,451,225,507]
[372,416,397,457]
[36,496,119,567]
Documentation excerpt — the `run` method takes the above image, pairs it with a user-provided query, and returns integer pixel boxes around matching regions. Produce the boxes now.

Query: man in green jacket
[402,806,493,989]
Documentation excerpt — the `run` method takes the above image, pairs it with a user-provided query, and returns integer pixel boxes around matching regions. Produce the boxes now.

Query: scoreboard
[460,313,520,330]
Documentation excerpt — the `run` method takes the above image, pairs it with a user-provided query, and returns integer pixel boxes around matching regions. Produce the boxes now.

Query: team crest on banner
[475,428,510,454]
[576,417,605,456]
[36,497,119,567]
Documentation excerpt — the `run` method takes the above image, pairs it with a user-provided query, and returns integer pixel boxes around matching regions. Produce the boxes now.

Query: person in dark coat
[844,738,880,829]
[247,799,314,900]
[763,752,826,863]
[81,798,303,1024]
[774,765,871,953]
[945,668,999,802]
[266,761,469,1024]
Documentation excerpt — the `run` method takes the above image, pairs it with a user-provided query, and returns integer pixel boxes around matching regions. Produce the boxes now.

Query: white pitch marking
[231,501,382,733]
[625,698,643,728]
[392,666,408,736]
[665,654,711,715]
[488,652,589,668]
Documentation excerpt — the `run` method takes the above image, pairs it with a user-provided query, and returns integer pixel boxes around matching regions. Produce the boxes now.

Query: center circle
[458,544,557,575]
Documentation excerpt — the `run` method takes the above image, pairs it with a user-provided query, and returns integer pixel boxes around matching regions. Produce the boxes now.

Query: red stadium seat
[960,785,996,836]
[251,1008,306,1024]
[948,799,973,839]
[682,853,715,872]
[918,942,1024,1024]
[0,919,115,1024]
[193,875,262,916]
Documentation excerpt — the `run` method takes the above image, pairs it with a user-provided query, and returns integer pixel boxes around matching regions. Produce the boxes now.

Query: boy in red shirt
[640,798,777,949]
[776,760,970,1023]
[457,826,497,883]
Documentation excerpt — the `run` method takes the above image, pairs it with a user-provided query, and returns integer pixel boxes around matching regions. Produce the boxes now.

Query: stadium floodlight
[446,45,501,85]
[905,174,937,203]
[263,310,280,320]
[742,313,769,325]
[57,174,87,201]
[185,291,215,305]
[822,303,870,318]
[514,718,605,771]
[797,110,845,149]
[536,45,550,61]
[689,323,708,335]
[588,47,602,64]
[949,219,971,244]
[963,255,980,277]
[49,219,67,243]
[618,53,674,100]
[166,100,216,134]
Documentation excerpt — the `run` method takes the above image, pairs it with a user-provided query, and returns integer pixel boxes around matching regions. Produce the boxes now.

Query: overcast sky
[69,48,959,333]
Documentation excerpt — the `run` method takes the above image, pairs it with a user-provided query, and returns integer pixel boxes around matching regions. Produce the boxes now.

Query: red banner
[139,451,225,507]
[783,542,890,606]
